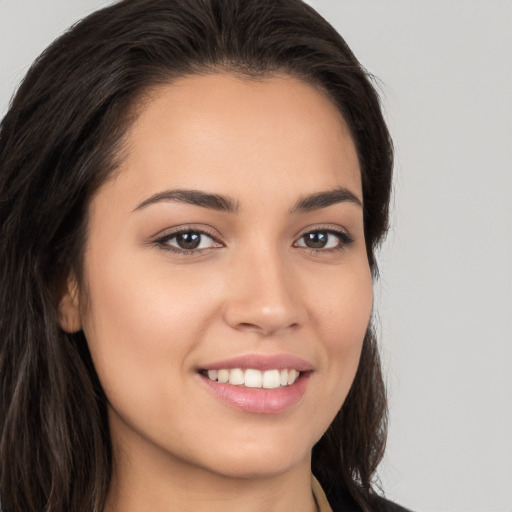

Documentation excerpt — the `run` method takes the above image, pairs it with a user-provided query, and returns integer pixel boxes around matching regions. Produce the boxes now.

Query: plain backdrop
[1,1,511,511]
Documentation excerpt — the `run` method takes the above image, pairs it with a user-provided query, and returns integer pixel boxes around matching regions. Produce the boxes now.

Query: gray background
[1,1,511,511]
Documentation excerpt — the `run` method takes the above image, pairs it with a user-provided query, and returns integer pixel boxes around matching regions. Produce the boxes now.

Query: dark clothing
[317,471,412,512]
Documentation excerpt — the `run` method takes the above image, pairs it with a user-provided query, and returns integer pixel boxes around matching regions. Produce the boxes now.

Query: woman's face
[65,74,373,480]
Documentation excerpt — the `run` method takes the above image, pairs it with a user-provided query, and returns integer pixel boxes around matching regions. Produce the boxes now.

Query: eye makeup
[152,223,355,257]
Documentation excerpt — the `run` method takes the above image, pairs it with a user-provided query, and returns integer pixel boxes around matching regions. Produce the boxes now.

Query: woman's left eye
[294,229,352,251]
[157,230,220,252]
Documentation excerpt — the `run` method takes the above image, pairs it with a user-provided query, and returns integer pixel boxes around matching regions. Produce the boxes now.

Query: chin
[190,432,316,480]
[209,452,309,480]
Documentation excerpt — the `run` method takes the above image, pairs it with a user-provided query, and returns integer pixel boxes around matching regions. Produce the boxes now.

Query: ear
[58,276,82,333]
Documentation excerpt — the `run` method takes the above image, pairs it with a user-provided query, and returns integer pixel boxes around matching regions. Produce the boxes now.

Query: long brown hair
[0,1,393,510]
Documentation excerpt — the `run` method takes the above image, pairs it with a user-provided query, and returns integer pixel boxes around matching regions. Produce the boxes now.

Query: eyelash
[293,227,354,254]
[154,226,354,255]
[154,226,221,255]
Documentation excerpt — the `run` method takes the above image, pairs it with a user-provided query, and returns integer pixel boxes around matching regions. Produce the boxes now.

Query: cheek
[311,257,373,346]
[309,261,373,413]
[78,248,222,415]
[83,243,217,341]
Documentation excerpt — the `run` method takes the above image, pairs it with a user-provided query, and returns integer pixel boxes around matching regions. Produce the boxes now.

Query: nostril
[234,321,298,337]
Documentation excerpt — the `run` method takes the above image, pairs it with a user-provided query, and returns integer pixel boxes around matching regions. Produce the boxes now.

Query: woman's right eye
[156,230,221,253]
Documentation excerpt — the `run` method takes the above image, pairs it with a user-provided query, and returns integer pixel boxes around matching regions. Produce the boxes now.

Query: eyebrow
[133,189,240,213]
[290,187,362,213]
[133,186,361,215]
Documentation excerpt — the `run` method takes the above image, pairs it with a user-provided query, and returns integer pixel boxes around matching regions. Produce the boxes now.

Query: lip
[197,353,314,414]
[200,353,314,372]
[199,371,311,414]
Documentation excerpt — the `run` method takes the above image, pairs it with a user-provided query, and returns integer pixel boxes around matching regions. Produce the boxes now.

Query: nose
[222,247,307,337]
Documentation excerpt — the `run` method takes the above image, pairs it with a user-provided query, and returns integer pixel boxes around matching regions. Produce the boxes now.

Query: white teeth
[262,369,280,389]
[217,369,229,383]
[228,368,244,385]
[244,369,263,388]
[287,369,299,385]
[205,368,301,388]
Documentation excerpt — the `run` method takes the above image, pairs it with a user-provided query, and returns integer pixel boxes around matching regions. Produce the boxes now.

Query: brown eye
[294,229,353,251]
[303,231,329,248]
[175,232,202,250]
[159,230,219,252]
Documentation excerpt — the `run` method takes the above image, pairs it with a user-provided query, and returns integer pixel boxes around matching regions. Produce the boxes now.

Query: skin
[60,73,373,512]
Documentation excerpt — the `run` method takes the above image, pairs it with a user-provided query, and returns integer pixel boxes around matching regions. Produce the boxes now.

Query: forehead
[102,73,362,210]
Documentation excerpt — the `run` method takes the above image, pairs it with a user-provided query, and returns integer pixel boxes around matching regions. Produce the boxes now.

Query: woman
[0,0,407,511]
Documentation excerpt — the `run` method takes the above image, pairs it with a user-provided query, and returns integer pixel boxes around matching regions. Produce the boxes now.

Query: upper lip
[200,353,314,372]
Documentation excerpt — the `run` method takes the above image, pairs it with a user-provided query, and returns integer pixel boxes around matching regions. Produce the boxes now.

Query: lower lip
[199,372,310,414]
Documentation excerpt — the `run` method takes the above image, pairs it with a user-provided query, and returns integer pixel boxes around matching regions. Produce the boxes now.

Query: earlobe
[58,277,82,333]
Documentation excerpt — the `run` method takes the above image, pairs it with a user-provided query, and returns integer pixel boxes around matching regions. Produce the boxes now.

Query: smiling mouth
[201,368,302,389]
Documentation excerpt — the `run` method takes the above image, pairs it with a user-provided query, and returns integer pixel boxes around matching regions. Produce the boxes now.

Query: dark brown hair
[0,1,393,511]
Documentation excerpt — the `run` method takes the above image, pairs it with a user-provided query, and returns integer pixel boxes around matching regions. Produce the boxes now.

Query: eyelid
[153,224,224,253]
[293,224,354,250]
[295,223,352,238]
[150,223,354,255]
